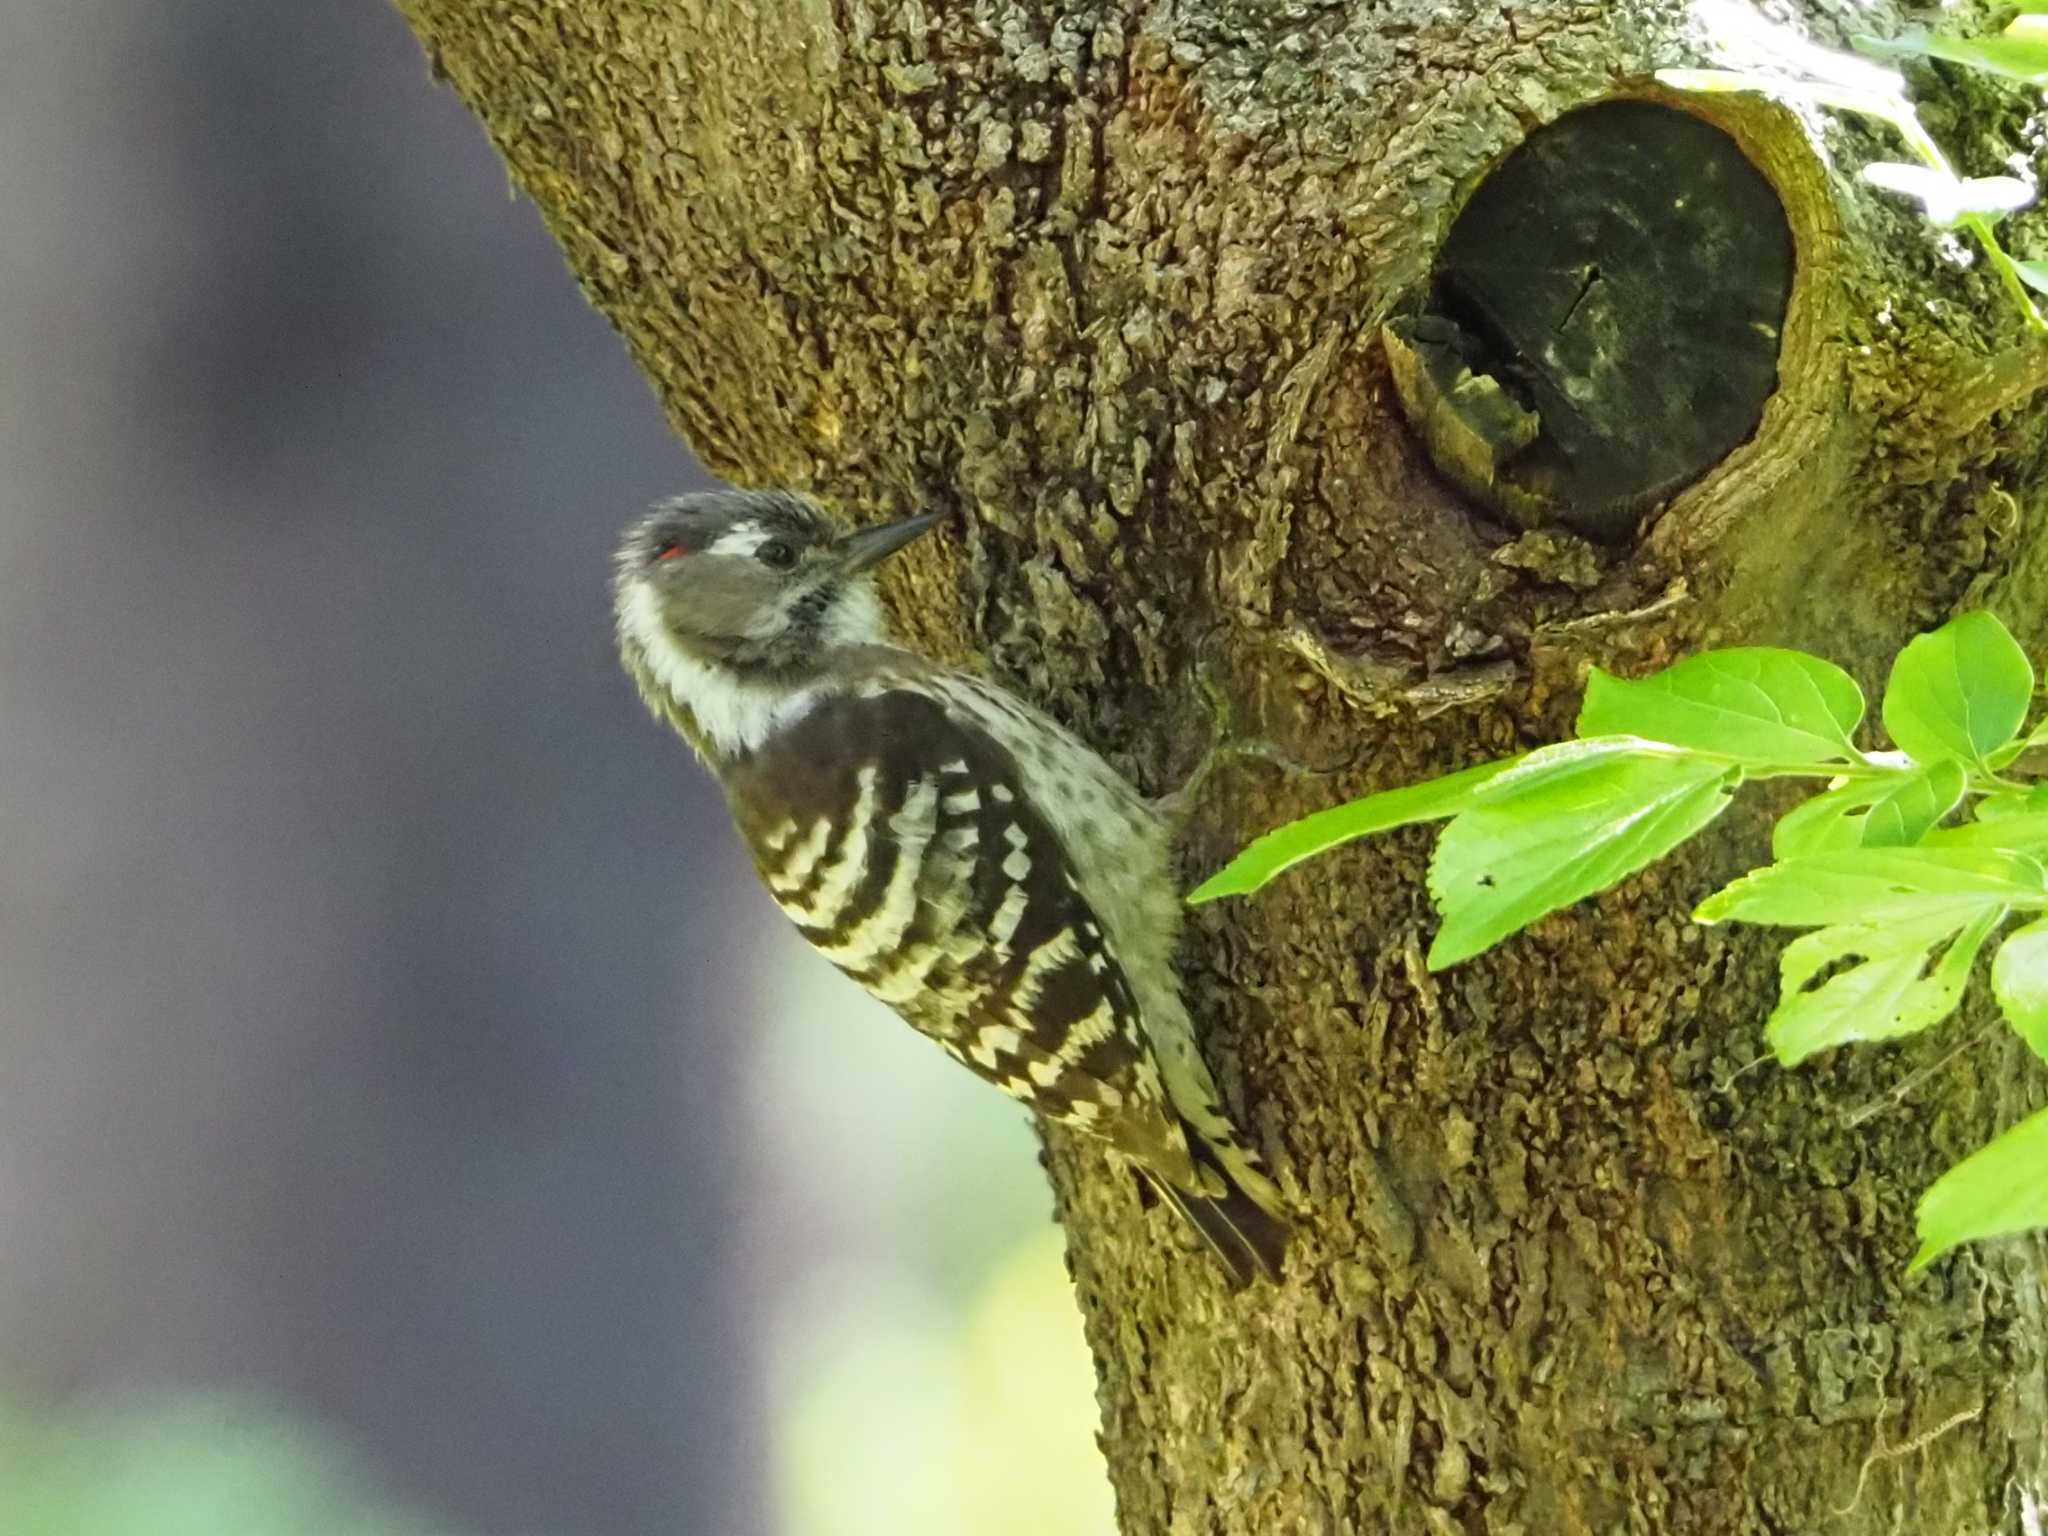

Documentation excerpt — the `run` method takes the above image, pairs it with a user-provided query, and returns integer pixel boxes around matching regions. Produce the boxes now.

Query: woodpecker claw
[1160,641,1357,823]
[1154,737,1355,827]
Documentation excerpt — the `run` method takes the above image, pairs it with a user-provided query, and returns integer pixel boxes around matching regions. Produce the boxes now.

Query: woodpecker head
[614,489,944,748]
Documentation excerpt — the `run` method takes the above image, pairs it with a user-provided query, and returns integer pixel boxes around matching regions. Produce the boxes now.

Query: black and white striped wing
[720,687,1193,1179]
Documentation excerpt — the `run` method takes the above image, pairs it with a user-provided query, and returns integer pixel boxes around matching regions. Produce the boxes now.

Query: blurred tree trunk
[395,2,2048,1529]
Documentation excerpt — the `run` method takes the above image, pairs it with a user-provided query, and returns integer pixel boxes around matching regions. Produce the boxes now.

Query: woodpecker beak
[835,511,946,574]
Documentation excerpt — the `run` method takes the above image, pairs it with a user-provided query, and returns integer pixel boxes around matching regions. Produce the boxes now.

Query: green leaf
[1881,610,2033,767]
[1777,909,1977,994]
[2016,259,2048,298]
[1860,759,1967,846]
[1427,739,1736,969]
[1911,1104,2048,1271]
[1856,25,2048,82]
[1697,845,2048,927]
[1992,917,2048,1063]
[1971,789,2036,821]
[1766,905,2002,1065]
[1965,783,2048,823]
[1185,757,1517,904]
[1771,779,1896,857]
[1927,810,2048,851]
[1578,648,1864,765]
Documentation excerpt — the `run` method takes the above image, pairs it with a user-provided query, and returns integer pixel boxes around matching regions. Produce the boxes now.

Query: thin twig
[1832,1401,1984,1518]
[1839,1021,1996,1129]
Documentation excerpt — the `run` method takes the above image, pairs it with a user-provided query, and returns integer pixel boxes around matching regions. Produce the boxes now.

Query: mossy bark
[394,2,2048,1529]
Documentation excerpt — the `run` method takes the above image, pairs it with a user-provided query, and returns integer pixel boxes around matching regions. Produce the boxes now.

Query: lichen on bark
[396,1,2048,1529]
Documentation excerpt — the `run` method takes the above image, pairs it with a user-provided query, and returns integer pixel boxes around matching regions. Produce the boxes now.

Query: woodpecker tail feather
[1152,1140,1292,1288]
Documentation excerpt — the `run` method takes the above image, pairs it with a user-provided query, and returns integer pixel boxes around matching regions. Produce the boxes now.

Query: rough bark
[393,2,2048,1530]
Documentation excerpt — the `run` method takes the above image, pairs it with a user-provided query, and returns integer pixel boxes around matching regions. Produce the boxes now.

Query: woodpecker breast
[717,665,1208,1182]
[632,613,1292,1283]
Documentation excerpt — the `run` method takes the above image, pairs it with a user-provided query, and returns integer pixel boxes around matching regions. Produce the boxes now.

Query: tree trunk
[393,2,2048,1529]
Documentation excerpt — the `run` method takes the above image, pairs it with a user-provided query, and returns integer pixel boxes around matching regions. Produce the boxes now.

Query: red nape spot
[655,542,689,561]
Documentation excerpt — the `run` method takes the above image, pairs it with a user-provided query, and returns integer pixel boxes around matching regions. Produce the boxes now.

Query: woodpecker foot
[1157,635,1357,826]
[1154,736,1353,827]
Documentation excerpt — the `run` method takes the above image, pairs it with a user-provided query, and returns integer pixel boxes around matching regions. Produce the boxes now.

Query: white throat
[820,580,883,650]
[616,577,884,759]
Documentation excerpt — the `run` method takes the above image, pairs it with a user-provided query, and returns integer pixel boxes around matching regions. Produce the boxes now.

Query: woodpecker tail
[1152,1136,1292,1288]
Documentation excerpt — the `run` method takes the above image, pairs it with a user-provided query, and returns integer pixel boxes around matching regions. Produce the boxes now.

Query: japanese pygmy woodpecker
[613,489,1291,1285]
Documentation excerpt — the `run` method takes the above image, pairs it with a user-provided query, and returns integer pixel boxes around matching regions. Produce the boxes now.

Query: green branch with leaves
[1192,612,2048,1272]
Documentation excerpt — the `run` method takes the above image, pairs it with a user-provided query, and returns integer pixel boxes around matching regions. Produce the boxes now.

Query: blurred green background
[0,1,1112,1531]
[758,949,1113,1536]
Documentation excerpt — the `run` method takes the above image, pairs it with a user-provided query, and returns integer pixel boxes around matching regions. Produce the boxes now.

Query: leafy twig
[1194,611,2048,1271]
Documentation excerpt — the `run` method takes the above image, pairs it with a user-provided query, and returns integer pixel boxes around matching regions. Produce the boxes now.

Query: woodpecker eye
[756,539,797,570]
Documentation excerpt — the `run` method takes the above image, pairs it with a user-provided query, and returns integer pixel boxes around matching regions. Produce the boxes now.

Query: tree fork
[394,3,2048,1530]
